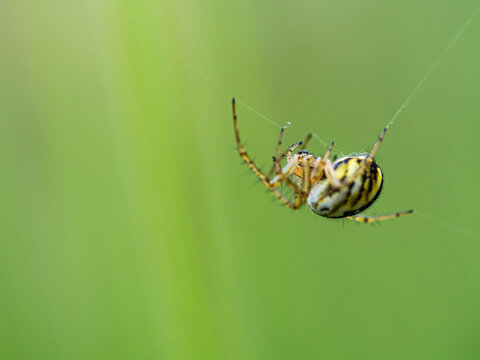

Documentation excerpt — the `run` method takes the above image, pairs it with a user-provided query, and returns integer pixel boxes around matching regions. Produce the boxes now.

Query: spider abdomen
[307,156,383,218]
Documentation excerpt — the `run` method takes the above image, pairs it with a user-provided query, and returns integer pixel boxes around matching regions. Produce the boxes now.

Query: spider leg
[311,157,324,181]
[281,134,312,165]
[271,188,305,209]
[302,155,312,194]
[323,140,334,162]
[274,128,285,173]
[274,154,310,210]
[232,98,304,209]
[274,154,310,208]
[311,140,334,181]
[270,154,304,195]
[268,133,312,178]
[344,127,387,185]
[299,133,313,151]
[324,159,343,188]
[269,154,308,208]
[267,127,287,178]
[368,127,387,160]
[232,98,274,188]
[347,209,413,223]
[286,141,303,163]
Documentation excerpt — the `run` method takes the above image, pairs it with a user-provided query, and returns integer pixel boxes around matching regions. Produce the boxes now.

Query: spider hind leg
[347,209,413,223]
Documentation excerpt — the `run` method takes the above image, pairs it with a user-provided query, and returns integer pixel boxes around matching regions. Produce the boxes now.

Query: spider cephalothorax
[232,98,412,223]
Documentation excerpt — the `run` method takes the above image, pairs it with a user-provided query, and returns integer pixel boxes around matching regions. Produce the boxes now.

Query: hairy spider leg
[232,98,305,209]
[324,158,343,188]
[274,127,285,173]
[311,140,334,182]
[268,132,312,178]
[286,141,303,163]
[347,209,414,223]
[288,154,312,210]
[311,157,324,182]
[323,140,334,162]
[270,153,306,195]
[302,155,313,194]
[299,133,313,151]
[344,127,387,186]
[260,128,309,196]
[232,98,271,186]
[368,127,386,160]
[267,127,286,179]
[270,151,311,208]
[263,130,309,196]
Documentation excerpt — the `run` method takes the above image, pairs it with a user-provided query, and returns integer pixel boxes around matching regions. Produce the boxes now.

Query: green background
[1,1,479,359]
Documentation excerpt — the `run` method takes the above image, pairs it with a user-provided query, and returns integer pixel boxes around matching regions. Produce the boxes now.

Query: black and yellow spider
[232,98,412,223]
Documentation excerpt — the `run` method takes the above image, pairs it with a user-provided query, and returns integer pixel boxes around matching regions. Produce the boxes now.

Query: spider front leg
[267,127,289,178]
[268,137,304,177]
[347,209,413,223]
[302,155,312,194]
[269,153,310,208]
[268,130,312,179]
[270,153,304,194]
[232,98,304,209]
[276,131,313,168]
[276,154,312,209]
[232,98,273,188]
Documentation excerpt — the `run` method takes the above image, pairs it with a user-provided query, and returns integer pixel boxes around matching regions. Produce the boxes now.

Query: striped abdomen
[307,156,383,218]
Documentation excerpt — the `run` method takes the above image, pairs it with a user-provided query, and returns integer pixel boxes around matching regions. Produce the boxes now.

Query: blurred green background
[1,0,479,359]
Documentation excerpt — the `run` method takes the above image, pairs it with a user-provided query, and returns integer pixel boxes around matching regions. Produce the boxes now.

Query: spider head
[292,151,316,178]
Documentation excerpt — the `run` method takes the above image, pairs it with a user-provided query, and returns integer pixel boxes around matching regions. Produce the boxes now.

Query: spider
[232,98,413,223]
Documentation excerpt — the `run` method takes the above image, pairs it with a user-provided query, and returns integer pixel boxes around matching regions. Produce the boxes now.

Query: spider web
[385,2,480,130]
[161,4,479,239]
